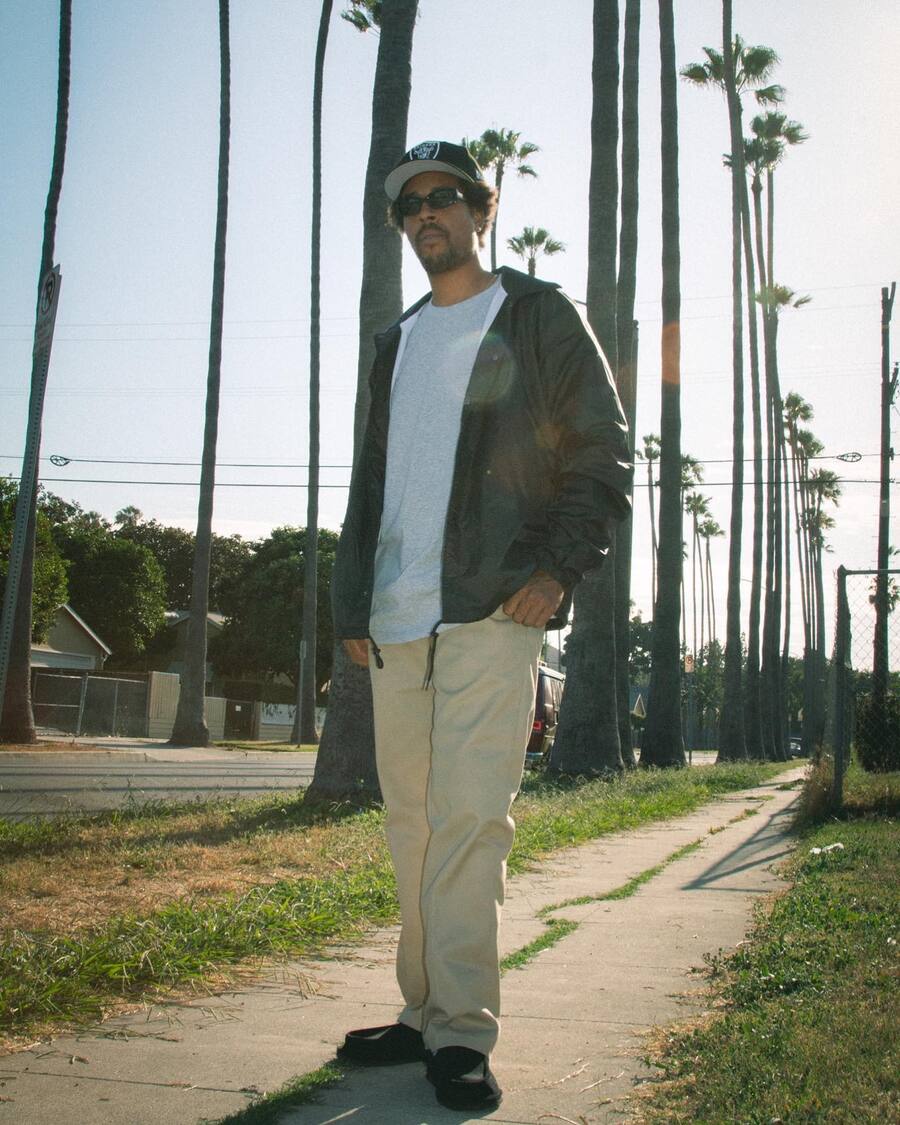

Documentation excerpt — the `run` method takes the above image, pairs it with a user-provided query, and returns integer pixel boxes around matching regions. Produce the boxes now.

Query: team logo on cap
[408,141,440,160]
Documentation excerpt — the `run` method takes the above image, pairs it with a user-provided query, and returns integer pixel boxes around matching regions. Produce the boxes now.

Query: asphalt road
[0,753,316,820]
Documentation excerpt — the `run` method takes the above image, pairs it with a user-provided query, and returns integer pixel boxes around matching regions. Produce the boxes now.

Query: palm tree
[1,0,71,745]
[169,0,231,746]
[506,227,565,277]
[294,0,334,747]
[682,16,781,761]
[309,0,419,800]
[464,128,539,271]
[550,0,621,778]
[640,0,684,768]
[614,0,641,768]
[808,467,841,750]
[747,112,807,759]
[635,433,661,603]
[685,491,712,660]
[699,515,724,646]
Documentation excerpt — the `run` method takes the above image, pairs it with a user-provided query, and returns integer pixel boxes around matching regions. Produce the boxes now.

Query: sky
[1,0,898,656]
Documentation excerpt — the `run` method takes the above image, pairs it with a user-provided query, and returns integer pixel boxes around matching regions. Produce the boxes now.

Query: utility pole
[873,282,897,704]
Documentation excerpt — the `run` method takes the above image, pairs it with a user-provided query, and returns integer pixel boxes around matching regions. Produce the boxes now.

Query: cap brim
[384,160,478,201]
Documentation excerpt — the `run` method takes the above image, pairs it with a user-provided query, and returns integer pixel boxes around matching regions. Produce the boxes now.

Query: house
[31,603,111,671]
[156,610,226,694]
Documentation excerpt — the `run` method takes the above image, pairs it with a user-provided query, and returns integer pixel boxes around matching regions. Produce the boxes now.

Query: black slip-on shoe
[337,1022,426,1066]
[430,1045,502,1110]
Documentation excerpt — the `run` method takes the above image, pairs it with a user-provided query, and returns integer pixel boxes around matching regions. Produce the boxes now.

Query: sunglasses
[396,186,466,217]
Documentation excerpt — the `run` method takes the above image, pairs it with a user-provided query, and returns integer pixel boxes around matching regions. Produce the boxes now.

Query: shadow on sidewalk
[680,798,799,894]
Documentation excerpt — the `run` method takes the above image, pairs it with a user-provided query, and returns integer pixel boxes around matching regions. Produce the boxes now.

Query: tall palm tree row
[682,17,782,761]
[749,114,807,759]
[309,0,419,800]
[169,0,232,746]
[294,0,335,747]
[639,0,684,768]
[464,128,539,272]
[550,0,622,777]
[635,433,661,605]
[0,0,72,745]
[506,227,565,276]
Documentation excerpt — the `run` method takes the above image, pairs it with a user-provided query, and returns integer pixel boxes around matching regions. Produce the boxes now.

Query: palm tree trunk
[1,0,71,745]
[648,457,658,602]
[489,162,504,272]
[614,0,641,767]
[717,0,747,762]
[552,0,622,777]
[170,0,230,746]
[294,0,334,747]
[640,0,684,768]
[738,155,764,759]
[310,0,418,801]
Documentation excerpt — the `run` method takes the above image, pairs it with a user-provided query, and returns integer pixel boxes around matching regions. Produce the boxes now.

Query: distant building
[31,603,111,672]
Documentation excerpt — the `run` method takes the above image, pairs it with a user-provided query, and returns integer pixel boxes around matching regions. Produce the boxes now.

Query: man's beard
[414,227,474,275]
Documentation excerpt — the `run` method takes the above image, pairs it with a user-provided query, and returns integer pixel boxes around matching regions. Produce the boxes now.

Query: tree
[506,226,564,277]
[212,527,338,697]
[550,0,622,778]
[0,482,68,644]
[464,127,539,271]
[682,23,782,763]
[113,508,250,610]
[310,0,419,801]
[636,433,661,602]
[55,526,166,664]
[170,0,231,746]
[746,111,807,760]
[614,0,641,768]
[1,0,71,744]
[296,0,335,745]
[640,0,685,767]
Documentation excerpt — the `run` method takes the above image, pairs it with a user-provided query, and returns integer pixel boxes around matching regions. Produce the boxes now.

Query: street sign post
[0,265,62,727]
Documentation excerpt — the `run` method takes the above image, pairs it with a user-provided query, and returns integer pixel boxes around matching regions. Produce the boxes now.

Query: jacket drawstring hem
[422,622,441,689]
[368,636,384,669]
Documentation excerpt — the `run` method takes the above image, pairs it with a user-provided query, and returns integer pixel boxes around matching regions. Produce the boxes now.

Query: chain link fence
[33,671,149,738]
[827,568,900,802]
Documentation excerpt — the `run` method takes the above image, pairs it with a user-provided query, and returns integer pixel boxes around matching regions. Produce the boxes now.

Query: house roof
[59,603,112,654]
[165,610,226,630]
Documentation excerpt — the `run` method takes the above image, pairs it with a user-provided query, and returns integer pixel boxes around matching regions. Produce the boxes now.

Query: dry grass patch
[0,795,389,936]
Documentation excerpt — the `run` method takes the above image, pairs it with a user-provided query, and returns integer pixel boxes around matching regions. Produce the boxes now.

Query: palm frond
[754,83,785,106]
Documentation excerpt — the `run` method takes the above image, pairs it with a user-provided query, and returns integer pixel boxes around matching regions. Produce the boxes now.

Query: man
[333,140,631,1110]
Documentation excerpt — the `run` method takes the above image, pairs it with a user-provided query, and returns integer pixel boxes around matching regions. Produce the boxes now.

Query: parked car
[789,738,803,758]
[525,663,566,768]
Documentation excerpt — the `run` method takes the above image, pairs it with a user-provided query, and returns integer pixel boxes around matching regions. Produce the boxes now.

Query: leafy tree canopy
[210,526,339,696]
[0,480,68,642]
[53,519,167,664]
[113,507,252,611]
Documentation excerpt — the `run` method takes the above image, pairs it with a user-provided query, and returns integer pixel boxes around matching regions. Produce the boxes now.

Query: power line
[3,474,889,491]
[0,452,880,470]
[0,280,884,329]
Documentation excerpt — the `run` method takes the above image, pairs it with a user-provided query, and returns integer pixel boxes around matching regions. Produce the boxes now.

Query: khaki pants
[370,607,543,1056]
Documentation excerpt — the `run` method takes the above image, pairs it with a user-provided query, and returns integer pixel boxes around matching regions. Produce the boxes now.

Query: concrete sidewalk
[0,766,805,1124]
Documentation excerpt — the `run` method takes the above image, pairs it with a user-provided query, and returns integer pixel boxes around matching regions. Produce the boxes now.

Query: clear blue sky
[1,0,897,646]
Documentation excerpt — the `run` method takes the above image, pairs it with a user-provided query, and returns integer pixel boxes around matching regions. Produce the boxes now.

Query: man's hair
[387,179,498,248]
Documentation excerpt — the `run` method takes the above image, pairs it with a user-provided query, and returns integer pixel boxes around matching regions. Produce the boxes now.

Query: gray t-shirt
[369,278,502,645]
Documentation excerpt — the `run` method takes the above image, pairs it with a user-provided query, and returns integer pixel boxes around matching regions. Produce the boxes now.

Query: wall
[147,671,226,740]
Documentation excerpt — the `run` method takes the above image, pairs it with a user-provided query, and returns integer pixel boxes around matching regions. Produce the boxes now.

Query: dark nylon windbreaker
[332,267,633,640]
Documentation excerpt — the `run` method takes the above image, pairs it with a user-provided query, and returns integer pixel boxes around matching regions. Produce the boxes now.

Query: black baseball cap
[384,140,486,201]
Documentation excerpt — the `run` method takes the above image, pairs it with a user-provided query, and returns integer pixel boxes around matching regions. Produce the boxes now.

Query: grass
[500,918,579,973]
[638,760,900,1124]
[203,1062,345,1124]
[213,741,318,753]
[0,759,791,1044]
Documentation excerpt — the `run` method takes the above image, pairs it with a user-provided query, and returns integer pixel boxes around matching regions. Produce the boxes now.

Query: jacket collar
[376,265,561,347]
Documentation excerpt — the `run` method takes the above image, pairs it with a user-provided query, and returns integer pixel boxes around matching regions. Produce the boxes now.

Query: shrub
[854,693,900,772]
